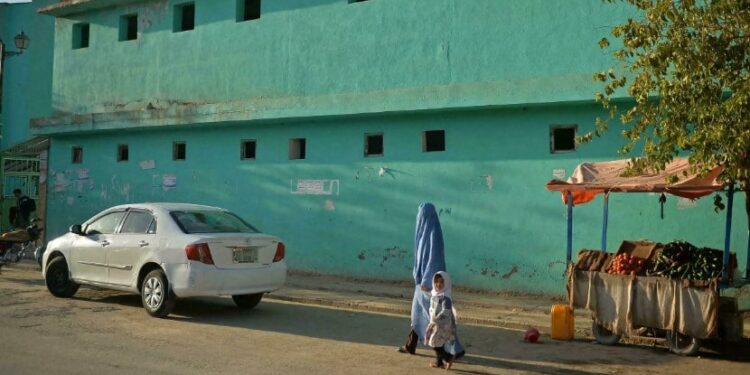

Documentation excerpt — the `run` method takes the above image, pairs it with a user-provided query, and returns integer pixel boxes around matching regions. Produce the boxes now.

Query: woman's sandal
[396,346,414,354]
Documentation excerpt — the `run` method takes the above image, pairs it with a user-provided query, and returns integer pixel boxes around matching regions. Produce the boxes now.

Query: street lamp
[1,31,30,58]
[1,31,30,119]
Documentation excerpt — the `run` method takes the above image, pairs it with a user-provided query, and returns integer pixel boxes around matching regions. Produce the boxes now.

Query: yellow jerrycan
[550,304,575,340]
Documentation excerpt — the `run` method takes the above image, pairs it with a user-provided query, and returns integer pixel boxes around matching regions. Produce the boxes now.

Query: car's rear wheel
[141,269,176,318]
[45,256,79,298]
[232,293,263,310]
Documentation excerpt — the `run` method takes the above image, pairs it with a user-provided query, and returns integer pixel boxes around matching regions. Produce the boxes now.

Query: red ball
[524,327,540,343]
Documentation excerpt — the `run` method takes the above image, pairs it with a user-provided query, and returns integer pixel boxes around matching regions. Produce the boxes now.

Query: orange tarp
[546,158,725,206]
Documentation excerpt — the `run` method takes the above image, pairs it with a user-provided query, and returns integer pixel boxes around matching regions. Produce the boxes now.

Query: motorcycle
[0,220,44,272]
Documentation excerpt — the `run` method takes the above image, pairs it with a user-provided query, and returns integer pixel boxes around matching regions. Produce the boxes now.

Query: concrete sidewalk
[270,271,593,336]
[279,273,750,342]
[7,260,587,334]
[10,260,747,338]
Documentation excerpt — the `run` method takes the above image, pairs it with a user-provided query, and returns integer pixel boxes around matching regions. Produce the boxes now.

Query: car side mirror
[69,224,83,235]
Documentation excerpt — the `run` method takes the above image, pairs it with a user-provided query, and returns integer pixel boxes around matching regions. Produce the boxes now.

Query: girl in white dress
[425,271,457,370]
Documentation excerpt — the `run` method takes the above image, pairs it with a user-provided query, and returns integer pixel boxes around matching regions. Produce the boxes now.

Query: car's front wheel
[141,269,176,318]
[232,293,263,310]
[45,256,80,298]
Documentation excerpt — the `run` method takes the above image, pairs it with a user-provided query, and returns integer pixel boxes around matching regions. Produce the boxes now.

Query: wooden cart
[546,159,748,355]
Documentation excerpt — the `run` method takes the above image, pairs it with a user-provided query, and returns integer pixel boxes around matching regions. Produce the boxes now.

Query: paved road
[1,266,749,375]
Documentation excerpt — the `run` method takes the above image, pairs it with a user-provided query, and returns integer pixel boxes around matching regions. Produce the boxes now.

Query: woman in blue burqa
[397,203,465,358]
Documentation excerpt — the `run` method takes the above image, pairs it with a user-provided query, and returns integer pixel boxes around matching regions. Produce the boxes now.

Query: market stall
[546,158,748,355]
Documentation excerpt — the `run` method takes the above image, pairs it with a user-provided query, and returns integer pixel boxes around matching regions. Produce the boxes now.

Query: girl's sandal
[444,361,453,370]
[430,363,441,369]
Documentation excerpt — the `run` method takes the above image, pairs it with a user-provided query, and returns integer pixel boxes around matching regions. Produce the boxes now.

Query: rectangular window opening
[117,144,129,162]
[72,23,90,49]
[550,125,577,153]
[119,14,138,41]
[72,146,83,164]
[174,2,195,32]
[364,133,383,157]
[173,142,186,161]
[349,0,370,3]
[422,130,445,152]
[241,139,257,160]
[289,138,306,160]
[237,0,261,22]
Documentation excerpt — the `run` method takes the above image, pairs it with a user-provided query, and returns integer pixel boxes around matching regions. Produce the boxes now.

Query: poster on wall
[76,169,89,180]
[140,160,156,170]
[162,174,177,191]
[291,179,340,195]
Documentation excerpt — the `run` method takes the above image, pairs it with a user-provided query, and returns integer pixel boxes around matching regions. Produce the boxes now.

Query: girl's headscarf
[431,271,452,298]
[413,203,446,289]
[431,271,459,322]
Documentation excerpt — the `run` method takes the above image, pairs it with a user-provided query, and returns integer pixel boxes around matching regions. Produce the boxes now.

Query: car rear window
[169,210,259,234]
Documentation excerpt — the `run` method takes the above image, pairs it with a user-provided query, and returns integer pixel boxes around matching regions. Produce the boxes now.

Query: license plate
[232,247,258,263]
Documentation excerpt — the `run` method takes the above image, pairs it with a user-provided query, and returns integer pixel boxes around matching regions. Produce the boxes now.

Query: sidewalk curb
[4,260,40,272]
[8,259,578,334]
[264,293,573,334]
[267,291,668,345]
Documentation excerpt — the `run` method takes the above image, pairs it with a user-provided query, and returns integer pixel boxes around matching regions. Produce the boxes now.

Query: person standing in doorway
[397,202,464,359]
[13,189,35,228]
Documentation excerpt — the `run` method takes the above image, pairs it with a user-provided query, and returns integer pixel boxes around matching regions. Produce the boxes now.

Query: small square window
[550,126,577,153]
[119,14,138,41]
[349,0,369,3]
[72,146,83,164]
[173,142,186,161]
[364,133,383,157]
[72,23,90,49]
[422,130,445,152]
[241,139,257,160]
[289,138,306,160]
[237,0,261,22]
[174,2,195,32]
[117,144,129,162]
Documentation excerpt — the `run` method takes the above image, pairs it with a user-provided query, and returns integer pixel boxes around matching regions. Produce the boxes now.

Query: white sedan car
[42,203,287,318]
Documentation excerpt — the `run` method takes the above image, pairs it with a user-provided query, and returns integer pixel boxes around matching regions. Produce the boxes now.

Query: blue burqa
[410,203,464,356]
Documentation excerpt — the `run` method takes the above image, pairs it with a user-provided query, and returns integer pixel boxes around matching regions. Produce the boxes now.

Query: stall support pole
[723,184,735,285]
[746,227,749,280]
[601,194,609,252]
[567,191,573,264]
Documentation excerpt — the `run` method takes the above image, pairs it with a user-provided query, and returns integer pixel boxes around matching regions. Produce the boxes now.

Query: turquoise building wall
[44,105,748,294]
[0,0,56,150]
[38,0,634,131]
[30,0,749,294]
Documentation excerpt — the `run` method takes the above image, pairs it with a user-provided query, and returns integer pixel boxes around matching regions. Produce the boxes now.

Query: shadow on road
[4,270,746,373]
[161,296,689,374]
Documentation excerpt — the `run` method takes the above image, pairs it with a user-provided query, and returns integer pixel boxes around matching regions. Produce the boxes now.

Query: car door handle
[138,241,149,247]
[100,240,111,247]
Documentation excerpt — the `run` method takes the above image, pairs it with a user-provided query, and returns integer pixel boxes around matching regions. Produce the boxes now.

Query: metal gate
[1,157,40,230]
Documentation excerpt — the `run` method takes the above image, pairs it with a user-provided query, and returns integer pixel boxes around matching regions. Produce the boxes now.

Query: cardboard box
[616,240,663,260]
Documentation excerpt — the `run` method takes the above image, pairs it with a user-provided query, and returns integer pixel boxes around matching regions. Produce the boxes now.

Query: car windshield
[170,210,259,234]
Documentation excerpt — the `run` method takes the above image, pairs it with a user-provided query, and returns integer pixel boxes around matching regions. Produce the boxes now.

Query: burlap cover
[568,268,718,339]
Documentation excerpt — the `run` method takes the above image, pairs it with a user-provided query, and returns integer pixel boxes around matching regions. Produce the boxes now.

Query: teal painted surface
[0,0,56,149]
[41,0,634,132]
[45,105,749,294]
[33,0,750,295]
